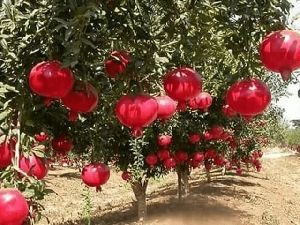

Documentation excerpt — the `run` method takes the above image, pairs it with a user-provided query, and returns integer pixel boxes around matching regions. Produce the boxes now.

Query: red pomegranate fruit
[226,78,271,116]
[222,104,237,118]
[0,139,15,169]
[145,153,158,167]
[157,149,170,161]
[157,135,172,147]
[188,92,212,111]
[29,60,74,98]
[0,189,29,225]
[175,150,188,163]
[260,30,300,80]
[155,96,177,120]
[19,154,48,180]
[34,132,48,142]
[188,133,201,144]
[61,81,98,121]
[105,51,131,78]
[81,163,110,190]
[51,135,73,155]
[163,67,202,110]
[115,94,158,137]
[163,157,177,170]
[121,171,131,181]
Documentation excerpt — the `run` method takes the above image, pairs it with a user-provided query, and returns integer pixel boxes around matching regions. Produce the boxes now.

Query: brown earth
[37,147,300,225]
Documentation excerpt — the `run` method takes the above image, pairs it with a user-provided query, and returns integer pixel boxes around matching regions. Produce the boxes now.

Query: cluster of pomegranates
[28,61,98,121]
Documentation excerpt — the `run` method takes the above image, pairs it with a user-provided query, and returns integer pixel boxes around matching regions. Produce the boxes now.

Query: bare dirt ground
[37,147,300,225]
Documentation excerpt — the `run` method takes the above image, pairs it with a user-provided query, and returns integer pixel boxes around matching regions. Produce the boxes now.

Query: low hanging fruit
[157,149,170,161]
[163,67,202,110]
[260,30,300,80]
[188,92,212,111]
[115,94,158,137]
[29,60,74,98]
[51,135,73,155]
[0,139,15,169]
[61,81,99,121]
[226,78,271,117]
[163,157,176,170]
[34,132,48,142]
[105,51,131,78]
[19,154,48,180]
[175,150,188,163]
[157,135,172,147]
[222,104,237,118]
[121,171,131,181]
[188,133,201,144]
[81,163,110,191]
[145,153,158,167]
[0,189,29,225]
[155,96,177,120]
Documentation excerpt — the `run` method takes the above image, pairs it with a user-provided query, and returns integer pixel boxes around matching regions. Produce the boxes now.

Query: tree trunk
[131,180,148,222]
[177,166,190,200]
[206,170,211,182]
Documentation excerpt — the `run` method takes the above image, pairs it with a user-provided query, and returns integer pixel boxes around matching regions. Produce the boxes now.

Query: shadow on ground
[54,176,252,225]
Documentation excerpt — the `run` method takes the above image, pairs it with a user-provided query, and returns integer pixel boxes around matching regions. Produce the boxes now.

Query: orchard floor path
[37,147,300,225]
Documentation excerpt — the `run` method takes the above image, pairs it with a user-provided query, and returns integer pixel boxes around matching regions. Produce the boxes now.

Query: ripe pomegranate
[192,152,204,162]
[0,189,29,225]
[157,149,170,161]
[19,154,48,180]
[61,81,98,121]
[163,157,176,170]
[51,135,73,155]
[29,60,74,98]
[163,67,202,110]
[208,126,224,139]
[155,96,177,120]
[34,132,48,142]
[105,51,131,78]
[121,171,131,181]
[214,155,225,166]
[188,92,212,111]
[0,139,15,169]
[188,133,201,144]
[222,104,237,118]
[236,168,242,176]
[203,131,213,141]
[157,135,172,147]
[189,158,201,168]
[175,150,188,163]
[145,153,158,167]
[226,78,271,116]
[81,163,110,190]
[115,94,158,137]
[260,30,300,80]
[204,149,217,159]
